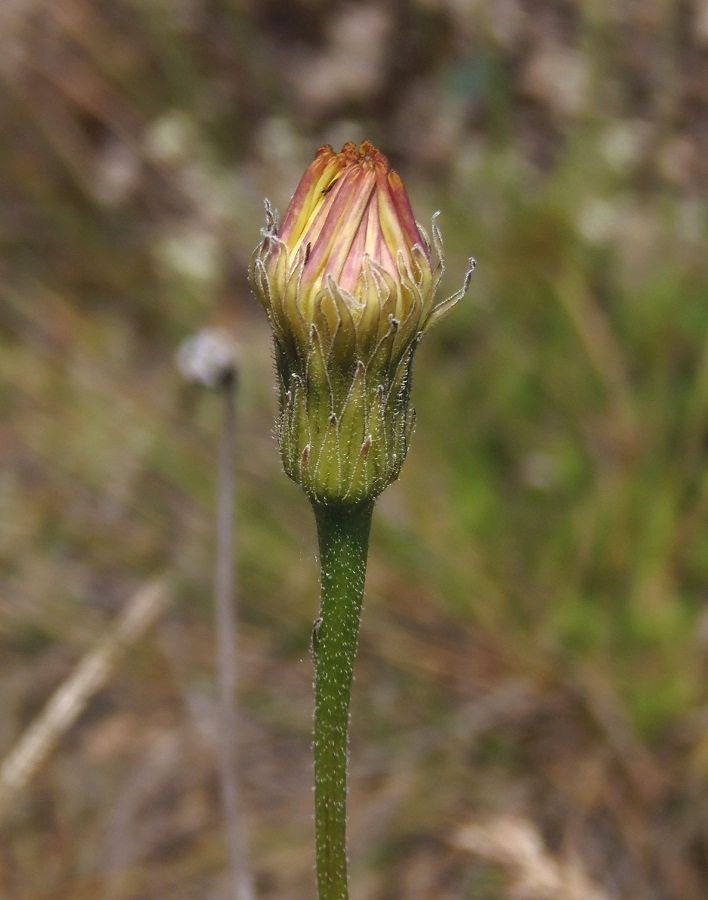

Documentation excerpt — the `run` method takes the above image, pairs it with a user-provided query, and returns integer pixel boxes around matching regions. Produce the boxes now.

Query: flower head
[250,141,474,505]
[279,141,427,294]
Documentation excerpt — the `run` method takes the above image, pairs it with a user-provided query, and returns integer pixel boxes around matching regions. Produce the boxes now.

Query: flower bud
[250,140,474,506]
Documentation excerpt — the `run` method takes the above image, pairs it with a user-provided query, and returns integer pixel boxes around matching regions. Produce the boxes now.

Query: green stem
[312,500,374,900]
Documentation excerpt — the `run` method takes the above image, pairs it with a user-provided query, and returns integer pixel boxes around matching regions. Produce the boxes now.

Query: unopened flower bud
[250,140,474,505]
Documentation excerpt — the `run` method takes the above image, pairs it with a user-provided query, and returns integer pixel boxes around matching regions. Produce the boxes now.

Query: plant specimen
[250,141,474,898]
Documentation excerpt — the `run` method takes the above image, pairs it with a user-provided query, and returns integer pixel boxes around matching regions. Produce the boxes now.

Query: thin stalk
[311,500,374,900]
[215,373,254,900]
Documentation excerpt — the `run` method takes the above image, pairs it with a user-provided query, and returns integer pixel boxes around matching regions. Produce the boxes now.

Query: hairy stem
[312,500,374,900]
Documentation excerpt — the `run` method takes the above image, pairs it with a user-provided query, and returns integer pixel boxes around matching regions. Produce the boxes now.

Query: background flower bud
[250,141,473,506]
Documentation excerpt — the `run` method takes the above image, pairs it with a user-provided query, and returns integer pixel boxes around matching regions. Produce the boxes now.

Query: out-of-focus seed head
[176,328,238,389]
[250,141,474,506]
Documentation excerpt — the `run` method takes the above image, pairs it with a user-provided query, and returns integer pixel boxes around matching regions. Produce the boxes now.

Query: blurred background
[1,1,707,897]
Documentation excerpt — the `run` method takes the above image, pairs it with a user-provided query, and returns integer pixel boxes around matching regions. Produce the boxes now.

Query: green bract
[249,141,474,506]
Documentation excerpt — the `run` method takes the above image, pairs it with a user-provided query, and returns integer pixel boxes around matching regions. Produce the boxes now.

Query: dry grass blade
[453,814,609,900]
[0,578,170,818]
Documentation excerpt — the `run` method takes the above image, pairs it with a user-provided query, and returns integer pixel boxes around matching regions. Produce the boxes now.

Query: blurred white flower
[523,44,588,117]
[577,198,619,244]
[176,328,238,388]
[599,121,649,173]
[157,229,219,284]
[289,4,390,112]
